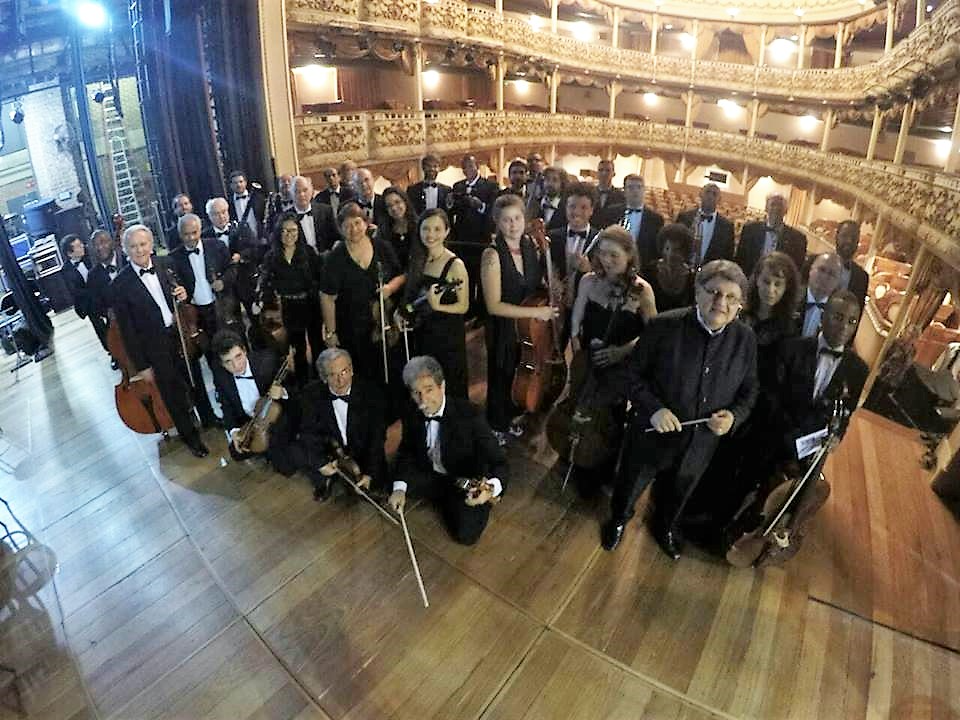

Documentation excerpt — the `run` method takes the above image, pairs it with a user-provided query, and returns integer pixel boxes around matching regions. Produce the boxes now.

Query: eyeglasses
[701,287,742,307]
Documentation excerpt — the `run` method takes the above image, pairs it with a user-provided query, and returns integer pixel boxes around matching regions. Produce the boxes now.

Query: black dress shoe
[313,477,332,503]
[601,520,626,551]
[653,525,683,560]
[184,437,209,458]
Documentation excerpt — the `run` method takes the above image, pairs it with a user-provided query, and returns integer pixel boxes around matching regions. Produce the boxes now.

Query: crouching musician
[389,356,507,545]
[211,329,296,474]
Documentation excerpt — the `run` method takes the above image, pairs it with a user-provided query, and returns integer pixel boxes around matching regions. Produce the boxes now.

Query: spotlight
[92,89,106,104]
[9,104,24,124]
[76,1,108,29]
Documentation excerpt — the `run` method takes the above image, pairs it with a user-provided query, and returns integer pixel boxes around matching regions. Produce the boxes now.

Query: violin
[235,353,292,454]
[511,219,567,414]
[454,477,502,505]
[398,277,463,326]
[164,265,205,364]
[726,393,849,568]
[319,436,363,479]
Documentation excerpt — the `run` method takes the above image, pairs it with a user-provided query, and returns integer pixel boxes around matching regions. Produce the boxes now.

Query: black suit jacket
[286,203,339,253]
[601,204,664,266]
[111,258,178,372]
[87,253,127,317]
[594,187,625,215]
[61,260,92,318]
[407,181,451,217]
[736,222,807,278]
[213,348,284,431]
[774,336,868,458]
[294,376,387,482]
[314,185,357,209]
[395,396,508,497]
[846,261,869,307]
[450,178,497,244]
[676,208,735,264]
[529,195,567,234]
[229,190,267,238]
[170,239,231,304]
[548,225,600,282]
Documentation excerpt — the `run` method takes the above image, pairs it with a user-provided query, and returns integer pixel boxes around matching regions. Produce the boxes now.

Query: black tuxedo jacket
[548,225,600,281]
[61,260,91,318]
[774,336,867,458]
[395,396,508,497]
[601,204,665,266]
[846,261,869,307]
[314,185,357,209]
[170,239,231,304]
[529,195,567,234]
[294,376,387,482]
[213,348,284,431]
[111,258,179,372]
[165,224,182,251]
[450,178,497,244]
[202,222,259,262]
[87,253,127,317]
[229,189,267,238]
[675,208,735,264]
[286,203,339,253]
[736,221,807,278]
[594,187,625,214]
[407,181,451,217]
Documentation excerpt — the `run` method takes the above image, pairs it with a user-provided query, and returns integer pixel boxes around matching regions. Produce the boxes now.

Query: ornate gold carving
[421,0,467,39]
[361,0,418,27]
[287,0,360,23]
[369,113,425,158]
[296,117,367,168]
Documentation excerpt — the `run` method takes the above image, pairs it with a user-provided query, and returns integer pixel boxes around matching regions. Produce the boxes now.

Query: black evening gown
[642,261,695,313]
[411,256,468,398]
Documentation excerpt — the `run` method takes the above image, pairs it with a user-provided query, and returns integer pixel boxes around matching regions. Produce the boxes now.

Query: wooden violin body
[370,294,400,348]
[164,266,206,361]
[236,356,291,454]
[454,477,502,505]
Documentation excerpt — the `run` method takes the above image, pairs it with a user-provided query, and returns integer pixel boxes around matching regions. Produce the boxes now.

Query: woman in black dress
[567,226,657,496]
[480,193,556,443]
[320,202,406,387]
[642,223,695,312]
[380,186,418,268]
[258,211,322,382]
[402,208,470,398]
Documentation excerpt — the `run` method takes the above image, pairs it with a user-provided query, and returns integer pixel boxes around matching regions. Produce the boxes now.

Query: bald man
[290,175,339,252]
[797,253,846,338]
[735,194,807,277]
[202,197,260,321]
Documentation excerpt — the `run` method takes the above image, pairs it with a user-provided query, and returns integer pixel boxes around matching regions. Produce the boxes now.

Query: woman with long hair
[741,250,801,386]
[480,193,557,444]
[380,186,418,268]
[403,208,470,398]
[258,211,322,381]
[642,223,695,312]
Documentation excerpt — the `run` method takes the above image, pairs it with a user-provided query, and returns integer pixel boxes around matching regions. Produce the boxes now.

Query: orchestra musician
[641,223,696,313]
[547,182,599,345]
[527,165,566,232]
[354,168,386,227]
[602,260,758,558]
[567,226,657,496]
[110,224,210,457]
[315,166,357,215]
[797,253,845,337]
[292,348,386,501]
[320,202,405,389]
[524,152,546,208]
[481,193,557,444]
[202,197,259,323]
[403,208,469,398]
[339,160,359,194]
[86,229,126,367]
[290,176,339,253]
[165,193,193,251]
[735,194,807,277]
[60,234,107,352]
[389,356,507,545]
[450,154,497,245]
[602,174,664,267]
[379,186,418,268]
[833,220,869,307]
[407,154,451,216]
[258,211,323,383]
[675,183,735,266]
[211,329,296,473]
[498,159,528,200]
[228,170,267,240]
[265,173,295,236]
[592,159,624,219]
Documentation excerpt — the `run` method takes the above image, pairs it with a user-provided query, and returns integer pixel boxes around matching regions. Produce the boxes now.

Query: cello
[511,219,566,413]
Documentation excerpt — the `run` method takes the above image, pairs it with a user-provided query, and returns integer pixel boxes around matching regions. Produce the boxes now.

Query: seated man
[212,329,295,473]
[389,356,507,545]
[293,348,387,501]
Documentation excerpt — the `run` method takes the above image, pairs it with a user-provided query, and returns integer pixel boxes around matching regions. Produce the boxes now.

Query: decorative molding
[286,0,960,107]
[295,109,960,267]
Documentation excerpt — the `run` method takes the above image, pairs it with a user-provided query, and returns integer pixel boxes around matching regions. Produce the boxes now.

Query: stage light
[800,114,819,130]
[92,90,106,104]
[717,98,742,118]
[422,70,440,90]
[76,1,108,29]
[768,38,797,63]
[573,21,594,42]
[727,7,740,17]
[9,105,24,124]
[934,138,952,159]
[926,3,933,10]
[794,7,806,17]
[679,32,695,50]
[512,79,530,94]
[940,125,953,133]
[529,14,544,30]
[643,92,660,105]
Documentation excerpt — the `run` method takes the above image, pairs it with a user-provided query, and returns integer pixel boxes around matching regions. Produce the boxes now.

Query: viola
[511,219,567,413]
[235,353,292,454]
[164,265,205,363]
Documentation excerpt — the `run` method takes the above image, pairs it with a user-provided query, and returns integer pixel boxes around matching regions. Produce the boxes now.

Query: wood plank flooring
[0,312,957,719]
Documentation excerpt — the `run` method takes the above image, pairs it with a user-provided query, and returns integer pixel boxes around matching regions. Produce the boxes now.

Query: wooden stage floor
[0,312,958,720]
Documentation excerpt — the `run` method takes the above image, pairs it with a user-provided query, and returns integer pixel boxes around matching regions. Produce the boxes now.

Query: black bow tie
[333,394,350,403]
[215,229,230,237]
[569,230,588,239]
[235,194,248,200]
[296,212,310,222]
[700,213,715,221]
[424,182,437,188]
[425,416,440,424]
[806,301,826,310]
[235,374,256,381]
[819,348,843,359]
[626,207,643,214]
[765,226,779,233]
[72,260,84,267]
[187,248,200,255]
[139,267,156,276]
[104,264,116,274]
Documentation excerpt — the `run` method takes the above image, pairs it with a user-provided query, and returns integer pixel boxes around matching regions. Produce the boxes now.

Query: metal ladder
[102,91,143,226]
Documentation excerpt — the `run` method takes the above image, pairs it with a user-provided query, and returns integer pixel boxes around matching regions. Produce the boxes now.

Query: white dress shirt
[802,288,828,338]
[565,225,591,259]
[135,262,173,327]
[234,194,258,237]
[294,205,317,249]
[328,187,342,215]
[212,225,232,249]
[696,212,716,263]
[73,260,88,282]
[840,264,852,291]
[332,390,350,447]
[762,226,779,256]
[813,334,845,401]
[625,207,644,244]
[103,253,120,281]
[423,184,439,210]
[540,195,560,226]
[186,243,214,306]
[464,177,486,213]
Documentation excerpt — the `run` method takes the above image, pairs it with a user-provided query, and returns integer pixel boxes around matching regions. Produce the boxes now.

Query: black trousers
[410,469,492,545]
[228,414,295,476]
[89,314,109,353]
[283,297,323,383]
[152,332,200,443]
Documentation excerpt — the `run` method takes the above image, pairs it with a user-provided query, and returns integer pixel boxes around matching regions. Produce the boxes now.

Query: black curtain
[0,226,53,347]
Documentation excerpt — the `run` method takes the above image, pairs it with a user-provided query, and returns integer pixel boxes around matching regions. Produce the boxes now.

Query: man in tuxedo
[450,154,497,244]
[111,225,209,457]
[676,183,735,267]
[407,154,451,216]
[292,348,386,501]
[797,253,844,338]
[835,220,869,306]
[266,174,295,236]
[290,176,339,252]
[314,166,357,215]
[775,289,867,462]
[525,152,546,208]
[389,356,507,545]
[602,174,664,267]
[528,165,566,232]
[549,183,599,340]
[165,193,193,251]
[592,159,624,219]
[86,229,126,347]
[498,159,528,199]
[602,260,757,558]
[228,170,267,240]
[212,329,295,472]
[735,194,807,278]
[354,168,387,228]
[60,234,107,350]
[340,160,359,194]
[203,197,259,322]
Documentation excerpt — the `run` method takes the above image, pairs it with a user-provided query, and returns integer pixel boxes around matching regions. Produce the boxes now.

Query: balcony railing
[287,0,960,104]
[295,109,960,266]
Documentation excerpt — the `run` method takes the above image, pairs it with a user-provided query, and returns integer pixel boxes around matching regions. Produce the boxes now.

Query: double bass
[511,219,566,413]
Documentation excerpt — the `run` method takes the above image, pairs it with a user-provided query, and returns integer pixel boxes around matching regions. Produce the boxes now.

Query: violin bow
[334,468,400,528]
[376,260,390,384]
[399,508,430,608]
[165,266,197,390]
